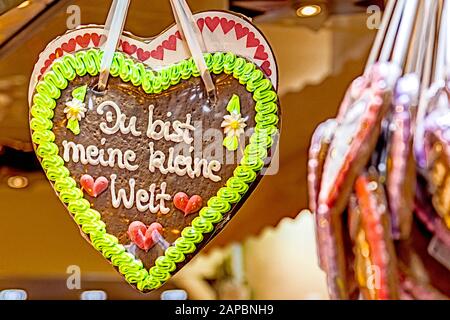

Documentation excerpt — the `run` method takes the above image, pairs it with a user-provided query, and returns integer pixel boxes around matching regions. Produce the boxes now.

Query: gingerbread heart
[29,12,280,293]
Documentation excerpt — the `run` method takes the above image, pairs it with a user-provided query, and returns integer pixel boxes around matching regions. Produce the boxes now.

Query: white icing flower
[221,112,247,138]
[64,98,87,121]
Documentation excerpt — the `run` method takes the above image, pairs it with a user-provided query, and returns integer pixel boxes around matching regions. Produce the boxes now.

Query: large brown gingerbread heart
[30,49,280,292]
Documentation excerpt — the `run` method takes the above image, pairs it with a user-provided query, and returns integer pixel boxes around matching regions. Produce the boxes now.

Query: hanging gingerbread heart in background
[29,2,280,292]
[308,0,450,300]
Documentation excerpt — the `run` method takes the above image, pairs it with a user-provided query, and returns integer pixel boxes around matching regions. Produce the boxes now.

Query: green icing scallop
[54,177,76,192]
[174,237,196,254]
[191,216,214,233]
[226,177,249,194]
[81,220,106,235]
[165,246,185,263]
[212,52,225,74]
[155,256,177,273]
[30,49,279,291]
[181,226,204,244]
[73,208,101,224]
[199,207,223,224]
[179,60,193,79]
[217,187,241,203]
[31,104,54,119]
[232,57,247,79]
[68,198,90,214]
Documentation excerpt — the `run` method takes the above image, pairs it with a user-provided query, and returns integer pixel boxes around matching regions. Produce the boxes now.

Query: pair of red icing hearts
[80,174,108,197]
[79,175,203,219]
[127,221,163,251]
[173,192,203,216]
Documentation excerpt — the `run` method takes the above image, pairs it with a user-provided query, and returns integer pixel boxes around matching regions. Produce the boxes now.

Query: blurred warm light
[80,290,107,300]
[17,1,31,9]
[161,290,188,300]
[7,176,28,189]
[296,5,322,17]
[0,289,27,300]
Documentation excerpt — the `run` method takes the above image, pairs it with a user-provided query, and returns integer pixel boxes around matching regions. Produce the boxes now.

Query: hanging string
[169,0,217,102]
[445,0,450,78]
[365,0,396,73]
[391,0,419,68]
[104,0,118,33]
[410,0,437,77]
[152,230,171,251]
[404,0,425,74]
[97,0,131,92]
[379,0,406,63]
[434,0,449,82]
[414,0,438,168]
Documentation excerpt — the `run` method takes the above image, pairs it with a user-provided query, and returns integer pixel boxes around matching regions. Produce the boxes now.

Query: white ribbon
[98,0,131,91]
[169,0,216,97]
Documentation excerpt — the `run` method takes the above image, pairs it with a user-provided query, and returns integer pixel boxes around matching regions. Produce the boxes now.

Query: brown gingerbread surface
[52,72,257,269]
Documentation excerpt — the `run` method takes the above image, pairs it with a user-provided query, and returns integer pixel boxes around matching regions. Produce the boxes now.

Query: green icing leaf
[71,85,87,102]
[223,135,239,151]
[67,118,80,135]
[226,94,240,114]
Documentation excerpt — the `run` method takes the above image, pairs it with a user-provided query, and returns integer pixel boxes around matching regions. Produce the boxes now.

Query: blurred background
[0,0,383,299]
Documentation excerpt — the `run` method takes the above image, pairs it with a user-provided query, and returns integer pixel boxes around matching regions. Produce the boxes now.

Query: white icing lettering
[148,142,222,182]
[96,101,142,136]
[146,104,195,144]
[111,174,135,209]
[110,174,171,214]
[62,140,138,171]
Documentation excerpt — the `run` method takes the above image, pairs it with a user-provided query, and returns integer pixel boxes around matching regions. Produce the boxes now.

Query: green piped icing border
[31,49,279,292]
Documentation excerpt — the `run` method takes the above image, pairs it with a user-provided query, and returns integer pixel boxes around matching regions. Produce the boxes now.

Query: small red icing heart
[91,33,101,46]
[220,18,235,34]
[254,45,269,60]
[137,48,152,61]
[80,174,109,197]
[235,23,249,40]
[76,34,91,48]
[173,192,189,212]
[55,48,64,59]
[184,195,203,216]
[122,41,137,55]
[246,32,260,48]
[61,39,77,53]
[205,16,220,32]
[260,61,272,76]
[162,35,177,51]
[150,46,164,61]
[127,221,163,251]
[197,18,205,32]
[173,192,203,216]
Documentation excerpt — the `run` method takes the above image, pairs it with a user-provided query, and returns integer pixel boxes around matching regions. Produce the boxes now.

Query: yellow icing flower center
[67,106,79,117]
[229,120,240,130]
